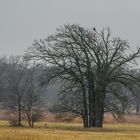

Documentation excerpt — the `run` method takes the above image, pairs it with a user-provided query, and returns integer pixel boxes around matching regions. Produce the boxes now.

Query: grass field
[0,121,140,140]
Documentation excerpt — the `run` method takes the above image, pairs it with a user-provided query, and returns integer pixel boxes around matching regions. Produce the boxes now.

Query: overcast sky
[0,0,140,56]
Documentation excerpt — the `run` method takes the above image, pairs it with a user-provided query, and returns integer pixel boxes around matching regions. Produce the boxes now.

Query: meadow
[0,121,140,140]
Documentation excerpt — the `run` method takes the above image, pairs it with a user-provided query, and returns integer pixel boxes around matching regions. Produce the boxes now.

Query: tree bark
[18,104,21,127]
[88,82,95,127]
[28,116,32,127]
[136,104,140,114]
[82,86,89,128]
[31,120,34,128]
[93,88,105,128]
[93,101,104,127]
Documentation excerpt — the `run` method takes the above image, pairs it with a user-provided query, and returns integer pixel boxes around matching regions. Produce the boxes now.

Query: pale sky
[0,0,140,57]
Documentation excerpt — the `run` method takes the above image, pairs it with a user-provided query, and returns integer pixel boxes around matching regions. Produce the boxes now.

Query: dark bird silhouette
[93,27,96,31]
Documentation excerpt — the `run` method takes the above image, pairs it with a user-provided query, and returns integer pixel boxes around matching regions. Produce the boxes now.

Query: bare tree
[6,56,29,127]
[23,63,44,127]
[25,24,140,128]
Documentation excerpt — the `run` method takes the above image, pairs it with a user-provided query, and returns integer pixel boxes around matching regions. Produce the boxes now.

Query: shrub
[9,119,19,127]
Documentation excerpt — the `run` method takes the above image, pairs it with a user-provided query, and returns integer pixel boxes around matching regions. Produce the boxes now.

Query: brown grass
[43,112,140,124]
[1,109,140,124]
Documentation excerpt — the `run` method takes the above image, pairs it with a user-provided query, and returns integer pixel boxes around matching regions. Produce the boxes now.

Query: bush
[55,114,64,120]
[9,119,19,127]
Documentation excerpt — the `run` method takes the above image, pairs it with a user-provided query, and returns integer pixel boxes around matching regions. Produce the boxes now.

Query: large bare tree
[25,24,140,128]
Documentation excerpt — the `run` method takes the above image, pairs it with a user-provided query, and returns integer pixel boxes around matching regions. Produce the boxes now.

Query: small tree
[6,56,29,127]
[23,63,44,127]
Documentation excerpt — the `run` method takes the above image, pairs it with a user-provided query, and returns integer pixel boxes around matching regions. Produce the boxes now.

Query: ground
[0,121,140,140]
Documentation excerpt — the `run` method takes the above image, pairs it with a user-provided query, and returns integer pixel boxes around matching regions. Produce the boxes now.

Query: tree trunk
[28,116,32,127]
[136,104,140,114]
[26,110,32,127]
[88,82,95,127]
[31,121,34,128]
[18,104,21,127]
[82,114,88,128]
[82,86,89,128]
[93,101,104,127]
[93,88,105,128]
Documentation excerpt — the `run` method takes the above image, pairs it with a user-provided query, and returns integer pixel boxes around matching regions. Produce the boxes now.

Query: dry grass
[0,121,139,140]
[44,112,140,124]
[1,110,140,124]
